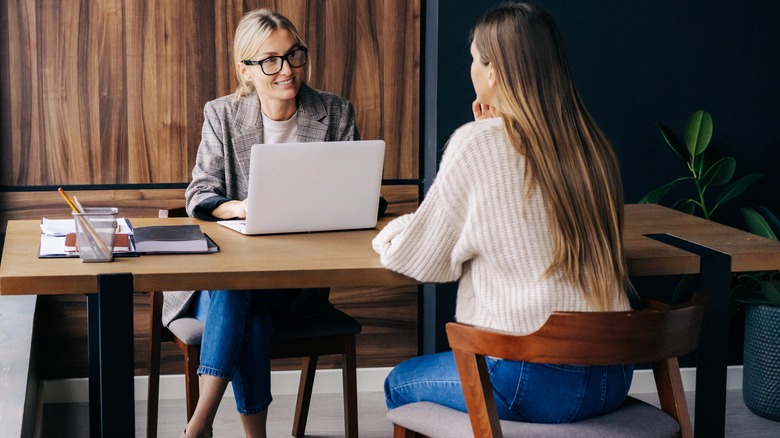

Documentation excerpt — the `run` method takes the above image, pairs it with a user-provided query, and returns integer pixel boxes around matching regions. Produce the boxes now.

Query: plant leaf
[656,123,689,161]
[671,274,697,304]
[754,205,780,238]
[760,280,780,307]
[683,110,713,157]
[672,198,698,215]
[712,173,762,213]
[737,291,775,306]
[742,207,779,240]
[700,157,736,189]
[639,178,689,204]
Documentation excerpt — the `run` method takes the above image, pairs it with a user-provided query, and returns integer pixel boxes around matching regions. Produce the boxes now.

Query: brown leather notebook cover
[64,233,131,252]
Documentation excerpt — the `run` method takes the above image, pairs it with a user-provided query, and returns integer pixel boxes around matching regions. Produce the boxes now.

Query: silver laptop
[218,140,385,235]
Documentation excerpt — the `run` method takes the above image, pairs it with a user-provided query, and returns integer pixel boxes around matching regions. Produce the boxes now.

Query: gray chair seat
[387,397,680,438]
[166,317,204,345]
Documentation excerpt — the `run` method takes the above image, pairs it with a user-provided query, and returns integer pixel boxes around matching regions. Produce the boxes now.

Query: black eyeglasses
[242,47,308,76]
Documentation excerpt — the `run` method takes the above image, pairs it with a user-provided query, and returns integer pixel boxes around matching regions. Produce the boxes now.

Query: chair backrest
[447,294,707,365]
[445,294,708,438]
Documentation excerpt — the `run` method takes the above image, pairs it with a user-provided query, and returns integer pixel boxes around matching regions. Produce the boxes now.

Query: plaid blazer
[163,84,360,326]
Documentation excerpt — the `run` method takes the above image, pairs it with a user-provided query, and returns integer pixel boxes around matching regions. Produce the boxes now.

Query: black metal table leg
[421,283,457,354]
[87,294,100,438]
[87,273,136,438]
[648,234,731,438]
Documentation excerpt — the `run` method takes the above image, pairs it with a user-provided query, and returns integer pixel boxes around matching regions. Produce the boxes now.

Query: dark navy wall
[429,0,780,228]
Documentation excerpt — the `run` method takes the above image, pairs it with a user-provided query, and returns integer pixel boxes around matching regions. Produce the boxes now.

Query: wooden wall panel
[124,0,217,183]
[0,0,420,186]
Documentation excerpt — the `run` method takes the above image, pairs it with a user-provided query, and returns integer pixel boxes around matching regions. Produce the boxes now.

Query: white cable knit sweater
[372,118,630,334]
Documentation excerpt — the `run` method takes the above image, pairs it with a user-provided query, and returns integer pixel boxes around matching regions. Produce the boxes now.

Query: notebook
[217,140,385,235]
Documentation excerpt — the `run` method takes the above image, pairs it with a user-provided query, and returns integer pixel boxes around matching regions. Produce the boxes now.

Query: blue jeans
[385,352,634,423]
[194,289,291,414]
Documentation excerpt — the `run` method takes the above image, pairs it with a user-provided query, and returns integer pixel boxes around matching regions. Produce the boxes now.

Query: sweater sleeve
[372,122,486,283]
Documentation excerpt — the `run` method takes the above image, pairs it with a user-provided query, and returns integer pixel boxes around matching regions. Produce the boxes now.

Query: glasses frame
[242,47,308,76]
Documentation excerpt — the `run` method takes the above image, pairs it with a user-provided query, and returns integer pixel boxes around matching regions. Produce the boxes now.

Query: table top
[2,204,780,295]
[623,203,780,275]
[0,217,417,295]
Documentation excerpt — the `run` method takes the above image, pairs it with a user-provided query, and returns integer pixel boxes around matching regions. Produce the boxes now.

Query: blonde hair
[233,9,310,98]
[472,2,630,310]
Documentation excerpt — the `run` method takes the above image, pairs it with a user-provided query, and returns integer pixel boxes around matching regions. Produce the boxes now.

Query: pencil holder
[73,208,118,262]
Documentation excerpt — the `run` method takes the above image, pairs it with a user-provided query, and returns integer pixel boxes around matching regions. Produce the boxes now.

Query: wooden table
[623,203,780,275]
[2,204,780,437]
[0,217,416,438]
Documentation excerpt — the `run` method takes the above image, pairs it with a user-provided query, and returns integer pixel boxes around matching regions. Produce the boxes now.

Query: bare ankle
[239,408,269,438]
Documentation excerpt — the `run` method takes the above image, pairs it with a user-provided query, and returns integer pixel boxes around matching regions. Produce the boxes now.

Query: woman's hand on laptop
[212,200,248,219]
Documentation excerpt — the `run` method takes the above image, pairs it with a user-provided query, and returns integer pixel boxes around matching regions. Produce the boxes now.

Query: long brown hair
[472,2,629,310]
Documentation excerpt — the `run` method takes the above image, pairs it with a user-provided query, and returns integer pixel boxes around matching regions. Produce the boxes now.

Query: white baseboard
[41,365,744,404]
[626,365,743,394]
[42,367,393,404]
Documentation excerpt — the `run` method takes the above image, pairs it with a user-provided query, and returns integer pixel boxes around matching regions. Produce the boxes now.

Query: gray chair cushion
[166,317,204,345]
[387,397,680,438]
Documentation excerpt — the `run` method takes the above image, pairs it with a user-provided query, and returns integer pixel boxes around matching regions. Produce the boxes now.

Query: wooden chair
[388,294,708,438]
[147,208,362,438]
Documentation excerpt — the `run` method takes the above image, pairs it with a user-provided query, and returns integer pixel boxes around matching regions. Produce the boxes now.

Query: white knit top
[372,118,630,334]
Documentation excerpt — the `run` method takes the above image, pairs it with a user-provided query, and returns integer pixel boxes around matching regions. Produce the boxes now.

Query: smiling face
[237,29,303,119]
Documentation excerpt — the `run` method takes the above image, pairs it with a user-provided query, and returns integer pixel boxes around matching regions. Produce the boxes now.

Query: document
[38,218,136,258]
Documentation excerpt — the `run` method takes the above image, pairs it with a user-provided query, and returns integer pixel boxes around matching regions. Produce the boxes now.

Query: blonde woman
[176,8,358,438]
[374,1,633,424]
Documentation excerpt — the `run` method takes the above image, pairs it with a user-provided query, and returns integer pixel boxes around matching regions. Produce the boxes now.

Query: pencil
[58,187,80,213]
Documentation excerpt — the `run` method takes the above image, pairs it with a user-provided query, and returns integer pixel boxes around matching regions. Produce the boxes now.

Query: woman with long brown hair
[374,1,633,423]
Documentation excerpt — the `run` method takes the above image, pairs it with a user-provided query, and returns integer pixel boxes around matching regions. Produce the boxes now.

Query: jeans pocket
[510,363,589,423]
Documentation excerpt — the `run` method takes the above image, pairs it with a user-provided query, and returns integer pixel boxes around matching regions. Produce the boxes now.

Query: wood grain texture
[0,0,420,185]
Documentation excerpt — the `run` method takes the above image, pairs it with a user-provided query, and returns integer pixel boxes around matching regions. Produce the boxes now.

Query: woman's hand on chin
[472,100,496,121]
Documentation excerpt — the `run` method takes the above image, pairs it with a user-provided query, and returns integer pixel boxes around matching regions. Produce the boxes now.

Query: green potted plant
[640,109,761,302]
[737,206,780,421]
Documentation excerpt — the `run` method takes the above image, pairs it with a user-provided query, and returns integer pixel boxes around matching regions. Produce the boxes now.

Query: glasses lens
[288,49,307,68]
[261,57,283,75]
